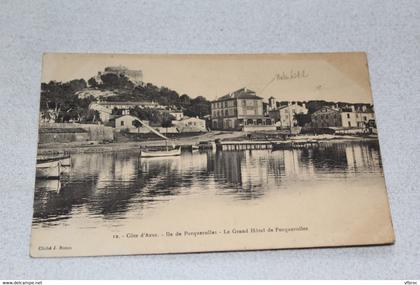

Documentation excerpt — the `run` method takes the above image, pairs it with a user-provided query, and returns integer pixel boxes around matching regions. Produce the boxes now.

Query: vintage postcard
[31,52,394,257]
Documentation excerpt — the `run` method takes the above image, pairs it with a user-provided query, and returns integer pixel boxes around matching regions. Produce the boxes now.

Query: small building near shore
[113,115,180,135]
[269,102,308,129]
[311,106,375,129]
[113,115,150,133]
[89,101,160,123]
[168,109,184,121]
[172,116,207,133]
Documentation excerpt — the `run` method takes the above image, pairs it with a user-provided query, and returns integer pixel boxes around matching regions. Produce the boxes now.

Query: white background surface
[0,0,419,279]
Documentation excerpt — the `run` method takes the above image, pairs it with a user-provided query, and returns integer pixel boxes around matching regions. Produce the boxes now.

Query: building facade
[269,102,308,129]
[168,110,184,121]
[211,88,274,130]
[311,107,342,128]
[311,106,375,129]
[114,115,148,131]
[172,116,207,133]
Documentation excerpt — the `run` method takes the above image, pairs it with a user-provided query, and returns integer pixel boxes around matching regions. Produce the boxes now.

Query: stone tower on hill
[95,65,143,86]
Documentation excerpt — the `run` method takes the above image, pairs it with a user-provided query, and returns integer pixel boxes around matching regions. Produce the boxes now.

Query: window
[225,110,229,116]
[347,114,350,118]
[348,121,351,127]
[121,121,124,126]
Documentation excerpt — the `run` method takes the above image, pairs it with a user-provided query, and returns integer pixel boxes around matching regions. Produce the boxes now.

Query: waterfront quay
[36,129,377,156]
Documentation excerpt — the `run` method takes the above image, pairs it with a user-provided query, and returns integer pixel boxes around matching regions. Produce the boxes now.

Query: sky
[42,53,374,103]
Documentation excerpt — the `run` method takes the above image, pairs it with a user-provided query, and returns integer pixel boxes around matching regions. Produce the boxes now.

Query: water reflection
[33,140,383,228]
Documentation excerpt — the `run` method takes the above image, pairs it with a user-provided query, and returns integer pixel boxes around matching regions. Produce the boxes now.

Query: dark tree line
[40,79,100,123]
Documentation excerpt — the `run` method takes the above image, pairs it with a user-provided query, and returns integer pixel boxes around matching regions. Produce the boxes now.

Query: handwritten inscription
[275,70,308,81]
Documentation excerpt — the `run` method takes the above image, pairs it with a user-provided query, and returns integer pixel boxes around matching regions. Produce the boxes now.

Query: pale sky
[42,53,373,103]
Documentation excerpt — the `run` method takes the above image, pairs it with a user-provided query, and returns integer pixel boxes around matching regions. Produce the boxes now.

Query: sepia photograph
[30,52,395,257]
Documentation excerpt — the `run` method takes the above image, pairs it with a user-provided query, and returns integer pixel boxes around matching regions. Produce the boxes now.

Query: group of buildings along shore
[210,87,375,134]
[39,66,376,145]
[86,87,375,136]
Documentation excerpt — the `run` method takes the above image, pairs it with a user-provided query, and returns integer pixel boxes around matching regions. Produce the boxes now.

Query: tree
[294,113,312,127]
[132,120,142,133]
[184,96,210,117]
[179,94,191,105]
[88,77,99,88]
[161,112,175,136]
[39,79,89,122]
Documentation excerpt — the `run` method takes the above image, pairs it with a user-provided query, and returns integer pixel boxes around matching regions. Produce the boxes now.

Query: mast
[136,119,170,140]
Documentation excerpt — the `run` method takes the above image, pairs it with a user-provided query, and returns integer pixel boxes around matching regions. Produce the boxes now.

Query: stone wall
[38,123,114,142]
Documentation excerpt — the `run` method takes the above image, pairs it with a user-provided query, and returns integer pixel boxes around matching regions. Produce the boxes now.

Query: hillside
[39,70,211,123]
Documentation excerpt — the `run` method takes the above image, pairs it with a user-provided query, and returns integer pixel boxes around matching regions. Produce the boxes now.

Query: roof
[312,106,341,114]
[95,101,158,106]
[113,114,142,120]
[183,116,204,121]
[215,88,262,101]
[313,105,374,114]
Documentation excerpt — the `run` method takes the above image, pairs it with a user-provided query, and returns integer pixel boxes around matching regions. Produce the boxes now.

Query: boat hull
[139,147,181,158]
[35,179,62,193]
[37,156,71,167]
[36,161,60,179]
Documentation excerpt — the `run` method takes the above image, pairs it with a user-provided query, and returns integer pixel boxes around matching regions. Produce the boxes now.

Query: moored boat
[37,155,71,167]
[272,139,319,150]
[36,161,61,179]
[139,147,181,158]
[135,118,182,158]
[35,179,62,193]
